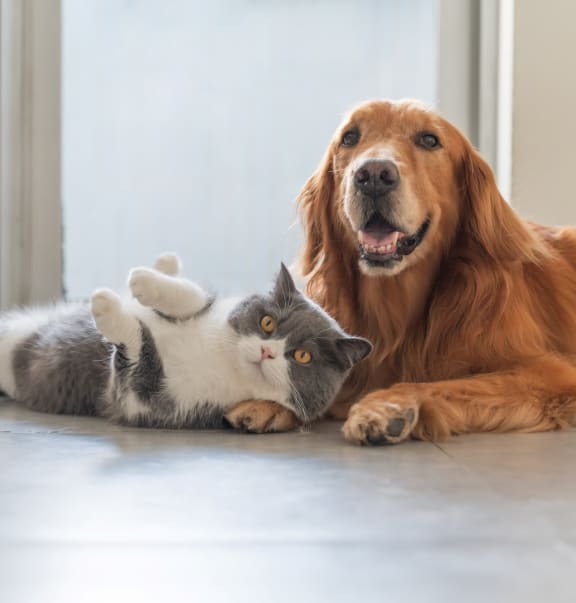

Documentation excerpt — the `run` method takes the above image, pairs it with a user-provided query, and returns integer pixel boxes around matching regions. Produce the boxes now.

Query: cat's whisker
[292,387,309,423]
[285,373,309,422]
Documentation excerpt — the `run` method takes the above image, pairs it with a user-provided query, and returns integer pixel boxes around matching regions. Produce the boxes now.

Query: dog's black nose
[354,159,399,197]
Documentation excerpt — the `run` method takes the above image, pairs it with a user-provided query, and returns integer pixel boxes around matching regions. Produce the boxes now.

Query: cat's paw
[154,252,181,277]
[224,400,300,434]
[128,267,161,307]
[91,288,121,320]
[91,289,123,340]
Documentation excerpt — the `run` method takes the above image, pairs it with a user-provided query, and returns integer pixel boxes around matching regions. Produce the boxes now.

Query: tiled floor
[1,400,575,603]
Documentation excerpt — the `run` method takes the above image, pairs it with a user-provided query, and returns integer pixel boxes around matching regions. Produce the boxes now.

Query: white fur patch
[0,305,81,397]
[121,390,150,420]
[236,334,291,397]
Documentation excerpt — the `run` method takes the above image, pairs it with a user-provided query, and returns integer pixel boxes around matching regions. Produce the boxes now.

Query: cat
[0,253,372,430]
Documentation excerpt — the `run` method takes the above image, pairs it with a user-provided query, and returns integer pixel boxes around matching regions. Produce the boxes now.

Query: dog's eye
[341,128,360,147]
[415,132,441,150]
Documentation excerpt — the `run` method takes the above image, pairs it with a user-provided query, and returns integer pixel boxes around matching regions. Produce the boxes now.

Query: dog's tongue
[359,217,407,252]
[360,229,400,248]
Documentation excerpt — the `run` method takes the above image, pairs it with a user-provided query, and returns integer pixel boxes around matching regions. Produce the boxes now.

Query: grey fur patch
[12,306,112,416]
[114,343,132,374]
[228,264,372,421]
[105,321,177,424]
[153,295,216,323]
[193,294,216,319]
[132,321,165,404]
[120,401,226,430]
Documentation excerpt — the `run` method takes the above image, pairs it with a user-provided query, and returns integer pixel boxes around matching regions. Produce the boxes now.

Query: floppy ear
[297,146,336,275]
[460,143,543,263]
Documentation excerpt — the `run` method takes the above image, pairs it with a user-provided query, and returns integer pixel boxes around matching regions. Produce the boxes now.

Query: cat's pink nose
[261,345,275,360]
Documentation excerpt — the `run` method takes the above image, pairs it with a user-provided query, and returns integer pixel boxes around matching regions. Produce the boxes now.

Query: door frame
[437,0,512,194]
[0,0,62,309]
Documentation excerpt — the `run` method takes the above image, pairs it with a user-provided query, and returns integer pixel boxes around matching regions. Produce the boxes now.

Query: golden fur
[300,99,576,443]
[225,400,300,433]
[229,99,576,444]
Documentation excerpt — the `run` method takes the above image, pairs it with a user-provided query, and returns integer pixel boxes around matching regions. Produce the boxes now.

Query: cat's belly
[150,311,286,412]
[163,354,281,410]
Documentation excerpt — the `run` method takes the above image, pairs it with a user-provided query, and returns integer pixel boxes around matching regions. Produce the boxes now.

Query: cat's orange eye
[293,349,312,365]
[260,315,276,334]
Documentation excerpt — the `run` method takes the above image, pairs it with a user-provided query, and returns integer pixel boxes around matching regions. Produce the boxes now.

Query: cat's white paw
[154,252,181,277]
[129,268,161,307]
[91,288,121,320]
[91,289,123,341]
[92,288,139,348]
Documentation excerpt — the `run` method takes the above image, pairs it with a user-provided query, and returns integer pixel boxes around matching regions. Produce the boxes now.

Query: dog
[226,99,576,445]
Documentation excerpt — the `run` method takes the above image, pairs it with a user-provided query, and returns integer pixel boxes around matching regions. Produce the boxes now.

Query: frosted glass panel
[63,0,437,298]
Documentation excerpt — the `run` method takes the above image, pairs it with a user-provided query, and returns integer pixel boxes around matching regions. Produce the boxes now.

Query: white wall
[510,0,576,225]
[62,0,438,299]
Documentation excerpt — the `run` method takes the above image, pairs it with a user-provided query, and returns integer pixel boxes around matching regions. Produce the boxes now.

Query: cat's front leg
[153,252,181,277]
[224,400,300,434]
[129,267,210,320]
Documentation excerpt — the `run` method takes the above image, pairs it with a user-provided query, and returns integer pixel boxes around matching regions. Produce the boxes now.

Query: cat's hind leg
[91,289,142,359]
[128,266,210,320]
[91,289,156,424]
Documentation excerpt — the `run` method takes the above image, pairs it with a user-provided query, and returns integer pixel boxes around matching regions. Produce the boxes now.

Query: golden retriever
[226,99,576,444]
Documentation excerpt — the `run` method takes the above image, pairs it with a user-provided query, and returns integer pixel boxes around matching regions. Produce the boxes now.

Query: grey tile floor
[1,399,575,603]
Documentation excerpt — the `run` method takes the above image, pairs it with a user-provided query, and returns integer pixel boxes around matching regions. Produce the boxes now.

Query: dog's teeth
[363,239,402,255]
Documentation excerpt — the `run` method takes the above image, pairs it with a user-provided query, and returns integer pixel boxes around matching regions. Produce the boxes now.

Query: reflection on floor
[1,400,575,603]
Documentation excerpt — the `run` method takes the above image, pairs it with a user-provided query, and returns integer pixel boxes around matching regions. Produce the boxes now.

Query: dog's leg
[224,400,300,434]
[343,355,576,445]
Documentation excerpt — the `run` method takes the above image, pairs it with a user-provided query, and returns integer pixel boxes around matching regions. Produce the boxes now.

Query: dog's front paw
[343,392,418,446]
[225,400,300,434]
[128,268,161,307]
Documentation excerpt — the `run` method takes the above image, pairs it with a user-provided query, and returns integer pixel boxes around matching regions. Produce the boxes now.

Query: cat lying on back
[0,254,372,430]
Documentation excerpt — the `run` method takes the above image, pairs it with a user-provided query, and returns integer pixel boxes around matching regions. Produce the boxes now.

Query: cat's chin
[249,360,267,380]
[245,359,288,398]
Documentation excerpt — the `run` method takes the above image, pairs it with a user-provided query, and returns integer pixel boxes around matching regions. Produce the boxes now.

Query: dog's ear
[460,142,543,263]
[297,146,336,276]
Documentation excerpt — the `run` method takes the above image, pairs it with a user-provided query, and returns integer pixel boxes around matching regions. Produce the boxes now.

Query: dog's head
[299,99,538,280]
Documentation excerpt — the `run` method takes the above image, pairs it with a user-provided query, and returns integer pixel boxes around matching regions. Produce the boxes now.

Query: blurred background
[1,0,575,307]
[62,0,437,298]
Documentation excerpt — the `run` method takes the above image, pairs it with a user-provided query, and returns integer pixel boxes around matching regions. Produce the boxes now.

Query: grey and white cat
[0,254,372,429]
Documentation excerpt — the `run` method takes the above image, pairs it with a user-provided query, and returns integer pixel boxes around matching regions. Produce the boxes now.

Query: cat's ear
[336,337,373,369]
[272,263,298,300]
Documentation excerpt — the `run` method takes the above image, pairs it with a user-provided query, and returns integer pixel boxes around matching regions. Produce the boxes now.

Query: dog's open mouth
[358,214,430,265]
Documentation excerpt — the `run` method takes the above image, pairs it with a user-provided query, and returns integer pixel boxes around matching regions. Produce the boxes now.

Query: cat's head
[228,264,372,421]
